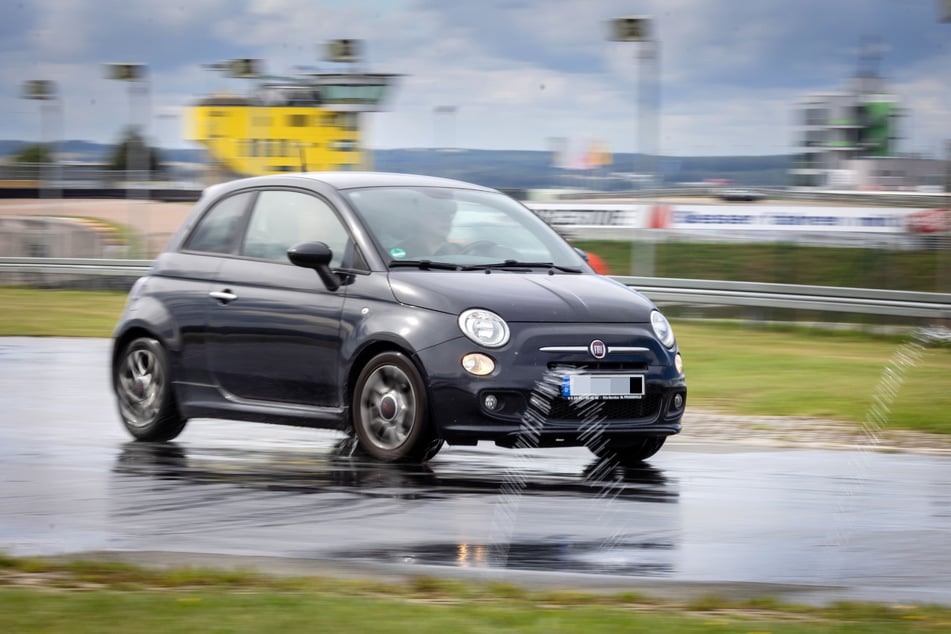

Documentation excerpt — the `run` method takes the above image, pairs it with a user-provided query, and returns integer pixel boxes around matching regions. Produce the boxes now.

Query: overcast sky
[4,0,951,157]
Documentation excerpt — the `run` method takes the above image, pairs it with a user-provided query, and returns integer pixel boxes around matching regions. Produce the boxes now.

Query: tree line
[10,127,165,175]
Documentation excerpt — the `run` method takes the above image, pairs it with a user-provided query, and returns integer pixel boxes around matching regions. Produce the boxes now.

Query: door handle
[209,290,238,304]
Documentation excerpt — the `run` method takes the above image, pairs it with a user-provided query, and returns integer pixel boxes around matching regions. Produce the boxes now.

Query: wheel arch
[345,340,430,411]
[113,296,183,364]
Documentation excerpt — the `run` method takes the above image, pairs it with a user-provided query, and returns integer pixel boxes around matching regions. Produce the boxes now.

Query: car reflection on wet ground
[111,439,680,577]
[2,337,951,606]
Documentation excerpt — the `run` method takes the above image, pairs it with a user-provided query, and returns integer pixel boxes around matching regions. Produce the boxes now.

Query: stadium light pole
[155,110,180,183]
[433,105,457,151]
[105,63,150,256]
[609,16,661,276]
[941,2,951,192]
[20,79,61,208]
[105,63,151,185]
[608,16,660,189]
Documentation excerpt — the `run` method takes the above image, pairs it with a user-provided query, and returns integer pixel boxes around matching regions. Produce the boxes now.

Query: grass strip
[0,287,127,337]
[2,554,950,633]
[575,240,951,293]
[675,320,951,434]
[2,286,949,434]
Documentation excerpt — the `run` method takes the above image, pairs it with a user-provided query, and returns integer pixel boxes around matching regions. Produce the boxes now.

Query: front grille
[547,361,648,372]
[545,394,662,421]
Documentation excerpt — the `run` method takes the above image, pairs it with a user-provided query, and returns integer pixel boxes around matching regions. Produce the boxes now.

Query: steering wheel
[460,240,524,261]
[460,240,501,256]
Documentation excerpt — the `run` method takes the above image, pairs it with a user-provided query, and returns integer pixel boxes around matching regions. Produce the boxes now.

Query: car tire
[591,436,666,466]
[352,352,442,462]
[114,337,187,442]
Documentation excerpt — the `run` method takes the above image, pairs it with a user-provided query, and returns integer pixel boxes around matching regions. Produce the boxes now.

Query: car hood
[387,271,655,322]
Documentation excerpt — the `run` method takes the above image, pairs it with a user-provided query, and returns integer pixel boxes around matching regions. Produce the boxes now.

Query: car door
[206,188,352,407]
[168,190,255,391]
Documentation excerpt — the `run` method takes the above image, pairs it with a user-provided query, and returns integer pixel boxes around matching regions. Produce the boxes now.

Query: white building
[790,74,905,189]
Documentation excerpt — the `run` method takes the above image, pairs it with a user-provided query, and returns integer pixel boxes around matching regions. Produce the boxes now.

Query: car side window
[242,189,350,267]
[182,192,252,254]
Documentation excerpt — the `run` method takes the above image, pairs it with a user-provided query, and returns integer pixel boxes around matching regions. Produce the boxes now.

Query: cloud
[3,0,951,156]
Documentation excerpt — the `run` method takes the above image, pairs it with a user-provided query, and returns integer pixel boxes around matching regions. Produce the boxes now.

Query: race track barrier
[2,257,949,321]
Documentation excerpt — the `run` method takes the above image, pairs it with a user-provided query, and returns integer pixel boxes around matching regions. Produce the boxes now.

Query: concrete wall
[0,216,120,258]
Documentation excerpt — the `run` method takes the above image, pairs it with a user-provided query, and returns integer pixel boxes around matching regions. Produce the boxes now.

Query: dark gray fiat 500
[112,172,685,464]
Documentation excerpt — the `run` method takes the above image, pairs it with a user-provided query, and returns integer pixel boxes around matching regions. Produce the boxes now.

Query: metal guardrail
[2,257,950,320]
[616,276,951,319]
[0,257,152,277]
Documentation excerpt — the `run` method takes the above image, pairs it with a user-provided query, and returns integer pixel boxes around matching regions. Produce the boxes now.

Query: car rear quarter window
[183,192,252,254]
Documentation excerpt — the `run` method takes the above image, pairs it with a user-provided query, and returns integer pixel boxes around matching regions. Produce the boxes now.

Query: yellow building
[186,72,399,178]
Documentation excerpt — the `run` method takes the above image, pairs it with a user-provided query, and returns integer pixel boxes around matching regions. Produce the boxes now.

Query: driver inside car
[392,193,460,258]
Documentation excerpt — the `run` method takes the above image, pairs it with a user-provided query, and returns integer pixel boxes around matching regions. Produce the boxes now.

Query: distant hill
[1,140,792,189]
[373,149,791,190]
[0,140,206,165]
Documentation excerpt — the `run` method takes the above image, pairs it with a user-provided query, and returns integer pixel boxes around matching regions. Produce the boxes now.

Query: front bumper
[415,322,686,447]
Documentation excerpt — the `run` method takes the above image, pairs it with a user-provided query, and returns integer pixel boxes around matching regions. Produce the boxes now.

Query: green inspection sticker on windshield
[389,248,407,259]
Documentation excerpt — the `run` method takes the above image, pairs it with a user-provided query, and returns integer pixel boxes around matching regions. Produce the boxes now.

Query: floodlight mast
[20,80,62,210]
[609,16,660,189]
[105,63,150,255]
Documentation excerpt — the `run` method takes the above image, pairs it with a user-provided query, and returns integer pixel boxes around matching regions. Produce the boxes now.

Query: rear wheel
[114,337,187,442]
[352,352,442,462]
[591,436,666,466]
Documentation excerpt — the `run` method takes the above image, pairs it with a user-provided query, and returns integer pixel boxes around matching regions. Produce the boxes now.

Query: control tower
[186,42,400,179]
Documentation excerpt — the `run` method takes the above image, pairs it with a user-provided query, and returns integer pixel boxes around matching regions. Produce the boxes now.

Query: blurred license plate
[561,374,644,400]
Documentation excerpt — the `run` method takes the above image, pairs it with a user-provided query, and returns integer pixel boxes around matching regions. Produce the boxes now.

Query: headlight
[458,309,510,348]
[651,310,675,349]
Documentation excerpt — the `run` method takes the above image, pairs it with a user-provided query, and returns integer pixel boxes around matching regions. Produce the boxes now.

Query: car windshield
[344,186,584,270]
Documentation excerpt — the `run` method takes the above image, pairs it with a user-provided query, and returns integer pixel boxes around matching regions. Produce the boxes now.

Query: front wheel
[591,436,666,466]
[352,352,442,462]
[114,337,187,442]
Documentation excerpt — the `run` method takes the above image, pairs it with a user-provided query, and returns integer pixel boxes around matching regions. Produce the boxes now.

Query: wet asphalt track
[2,337,950,606]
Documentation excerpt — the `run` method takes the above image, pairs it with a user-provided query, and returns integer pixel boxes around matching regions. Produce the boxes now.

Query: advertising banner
[669,204,909,233]
[527,202,945,235]
[527,203,643,227]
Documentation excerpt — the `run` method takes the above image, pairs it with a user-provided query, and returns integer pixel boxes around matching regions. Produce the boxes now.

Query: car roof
[206,171,498,195]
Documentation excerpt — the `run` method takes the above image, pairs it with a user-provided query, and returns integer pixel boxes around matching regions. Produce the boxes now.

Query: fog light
[462,353,495,376]
[674,353,684,375]
[484,394,499,410]
[673,393,684,410]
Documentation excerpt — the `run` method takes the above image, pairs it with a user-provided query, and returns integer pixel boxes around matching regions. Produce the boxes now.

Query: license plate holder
[561,374,645,400]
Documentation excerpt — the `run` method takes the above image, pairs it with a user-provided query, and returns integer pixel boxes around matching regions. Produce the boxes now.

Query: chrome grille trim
[539,346,650,354]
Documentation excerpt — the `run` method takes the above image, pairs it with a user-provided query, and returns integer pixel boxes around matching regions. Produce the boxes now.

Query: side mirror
[288,241,340,291]
[574,246,590,263]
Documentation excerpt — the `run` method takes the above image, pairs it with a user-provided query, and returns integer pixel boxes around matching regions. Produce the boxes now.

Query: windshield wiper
[467,260,583,273]
[388,259,584,273]
[388,259,467,271]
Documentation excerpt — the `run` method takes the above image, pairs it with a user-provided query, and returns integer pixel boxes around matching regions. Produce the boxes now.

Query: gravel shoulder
[675,408,951,455]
